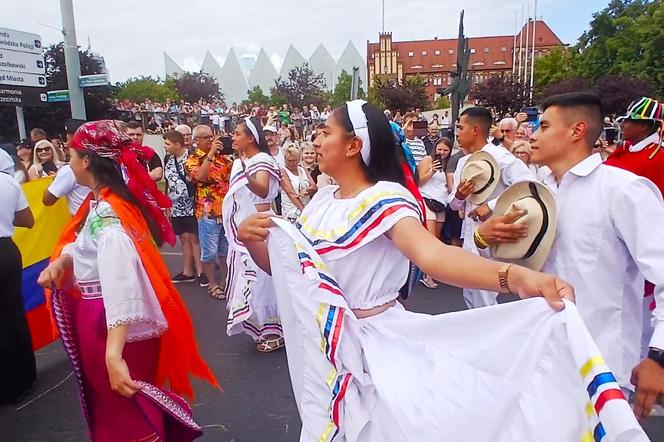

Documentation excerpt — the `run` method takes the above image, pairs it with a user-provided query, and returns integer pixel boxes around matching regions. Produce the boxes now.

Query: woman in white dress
[417,137,452,288]
[234,101,647,441]
[280,144,316,222]
[223,117,285,352]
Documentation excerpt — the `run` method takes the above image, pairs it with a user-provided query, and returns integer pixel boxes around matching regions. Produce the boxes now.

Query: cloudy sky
[4,0,609,82]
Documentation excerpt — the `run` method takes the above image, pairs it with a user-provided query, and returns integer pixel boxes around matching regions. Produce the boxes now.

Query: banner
[12,177,71,349]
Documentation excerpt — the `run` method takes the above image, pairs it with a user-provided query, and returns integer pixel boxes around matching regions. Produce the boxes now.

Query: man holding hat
[449,107,535,309]
[477,92,664,420]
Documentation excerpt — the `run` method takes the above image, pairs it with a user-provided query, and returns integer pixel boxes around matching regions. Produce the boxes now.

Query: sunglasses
[36,147,51,153]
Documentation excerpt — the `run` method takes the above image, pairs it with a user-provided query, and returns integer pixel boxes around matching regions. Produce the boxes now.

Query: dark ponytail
[333,102,407,187]
[85,151,164,247]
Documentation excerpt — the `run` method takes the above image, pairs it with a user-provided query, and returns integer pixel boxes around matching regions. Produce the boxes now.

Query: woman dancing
[38,121,218,441]
[223,117,284,353]
[237,101,645,441]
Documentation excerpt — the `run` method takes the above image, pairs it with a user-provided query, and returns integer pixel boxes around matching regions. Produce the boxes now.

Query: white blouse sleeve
[97,228,168,340]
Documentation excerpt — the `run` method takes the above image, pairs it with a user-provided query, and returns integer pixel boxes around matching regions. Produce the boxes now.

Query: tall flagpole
[512,11,517,75]
[523,2,530,84]
[518,6,524,82]
[529,0,538,103]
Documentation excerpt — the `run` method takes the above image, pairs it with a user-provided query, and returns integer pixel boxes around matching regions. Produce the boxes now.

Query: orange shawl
[49,188,219,398]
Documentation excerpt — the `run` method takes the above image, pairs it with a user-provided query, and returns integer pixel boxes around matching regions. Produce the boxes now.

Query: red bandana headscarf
[70,120,176,246]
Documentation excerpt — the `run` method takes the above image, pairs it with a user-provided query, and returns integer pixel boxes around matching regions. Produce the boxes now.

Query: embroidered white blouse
[232,152,281,205]
[62,200,167,341]
[295,181,421,310]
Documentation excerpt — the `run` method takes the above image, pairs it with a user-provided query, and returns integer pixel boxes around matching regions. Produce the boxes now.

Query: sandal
[208,285,226,300]
[256,336,285,353]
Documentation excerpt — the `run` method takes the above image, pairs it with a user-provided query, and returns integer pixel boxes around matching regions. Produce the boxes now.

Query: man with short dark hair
[126,121,163,181]
[479,92,664,418]
[448,106,534,308]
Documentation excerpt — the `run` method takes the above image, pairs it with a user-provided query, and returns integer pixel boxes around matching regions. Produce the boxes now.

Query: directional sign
[79,73,110,88]
[0,28,42,55]
[0,85,48,107]
[47,90,70,103]
[0,49,44,75]
[0,70,46,87]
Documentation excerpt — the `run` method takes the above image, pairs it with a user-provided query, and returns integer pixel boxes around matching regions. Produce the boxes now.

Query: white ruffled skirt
[267,219,648,442]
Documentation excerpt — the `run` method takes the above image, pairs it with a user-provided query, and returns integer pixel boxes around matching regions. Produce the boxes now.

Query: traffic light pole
[60,0,86,119]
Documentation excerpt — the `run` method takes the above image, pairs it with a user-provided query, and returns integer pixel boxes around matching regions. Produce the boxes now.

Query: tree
[327,70,366,108]
[539,78,590,99]
[534,47,577,93]
[171,72,223,102]
[243,85,270,106]
[114,76,178,103]
[592,75,655,115]
[371,74,430,113]
[0,42,113,139]
[272,64,327,108]
[434,95,451,110]
[473,74,529,117]
[573,0,664,95]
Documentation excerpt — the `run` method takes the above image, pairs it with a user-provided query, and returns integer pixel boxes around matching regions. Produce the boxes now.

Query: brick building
[366,20,564,103]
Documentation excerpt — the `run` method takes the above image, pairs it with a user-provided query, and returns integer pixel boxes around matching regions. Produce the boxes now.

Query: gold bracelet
[498,263,513,294]
[474,229,489,249]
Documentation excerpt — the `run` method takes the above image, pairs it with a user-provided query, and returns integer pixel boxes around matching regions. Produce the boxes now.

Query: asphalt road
[1,249,662,441]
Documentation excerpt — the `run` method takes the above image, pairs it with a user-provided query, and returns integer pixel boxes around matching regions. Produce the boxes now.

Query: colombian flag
[12,177,71,350]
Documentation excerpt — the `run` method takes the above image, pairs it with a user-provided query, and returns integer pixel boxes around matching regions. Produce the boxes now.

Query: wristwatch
[647,347,664,368]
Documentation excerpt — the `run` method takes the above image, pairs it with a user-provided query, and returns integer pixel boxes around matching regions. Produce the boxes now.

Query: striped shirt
[406,138,427,165]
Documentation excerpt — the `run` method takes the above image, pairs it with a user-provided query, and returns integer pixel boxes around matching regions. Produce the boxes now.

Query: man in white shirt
[448,107,535,308]
[477,92,664,419]
[43,164,91,215]
[403,113,427,165]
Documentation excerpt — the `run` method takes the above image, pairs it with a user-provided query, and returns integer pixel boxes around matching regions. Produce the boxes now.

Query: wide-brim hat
[460,151,501,205]
[617,97,663,123]
[133,380,204,441]
[490,181,557,271]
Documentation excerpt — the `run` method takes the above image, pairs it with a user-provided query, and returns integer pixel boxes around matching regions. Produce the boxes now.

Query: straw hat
[460,151,501,205]
[490,181,557,271]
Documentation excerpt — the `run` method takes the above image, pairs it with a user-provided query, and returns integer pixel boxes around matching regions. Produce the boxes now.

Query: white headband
[346,99,371,165]
[245,117,260,144]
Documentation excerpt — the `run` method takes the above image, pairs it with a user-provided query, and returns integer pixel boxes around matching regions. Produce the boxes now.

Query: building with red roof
[367,20,564,103]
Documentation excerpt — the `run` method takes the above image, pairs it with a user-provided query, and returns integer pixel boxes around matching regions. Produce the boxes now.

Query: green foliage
[244,85,270,106]
[474,74,529,116]
[371,74,430,113]
[328,70,366,108]
[171,72,223,102]
[534,47,577,91]
[114,76,178,103]
[434,95,451,110]
[273,64,327,108]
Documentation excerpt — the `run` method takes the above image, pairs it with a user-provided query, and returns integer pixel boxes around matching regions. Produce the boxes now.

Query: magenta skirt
[53,287,165,442]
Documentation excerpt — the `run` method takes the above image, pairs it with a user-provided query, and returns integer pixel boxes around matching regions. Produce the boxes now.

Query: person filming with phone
[417,137,453,288]
[185,125,234,300]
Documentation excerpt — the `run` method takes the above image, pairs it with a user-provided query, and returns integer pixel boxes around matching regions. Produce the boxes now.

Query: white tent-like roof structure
[336,41,366,90]
[219,48,249,105]
[164,52,184,78]
[279,44,307,79]
[308,44,336,91]
[201,51,223,83]
[248,48,278,95]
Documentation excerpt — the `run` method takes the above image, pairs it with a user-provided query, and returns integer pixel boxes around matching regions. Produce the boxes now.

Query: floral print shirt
[185,148,233,220]
[164,152,194,218]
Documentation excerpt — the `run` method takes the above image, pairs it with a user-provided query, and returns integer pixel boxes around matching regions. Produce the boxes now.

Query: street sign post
[0,27,46,139]
[79,73,110,88]
[0,70,46,87]
[0,85,48,106]
[0,28,42,55]
[47,89,70,103]
[0,49,45,74]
